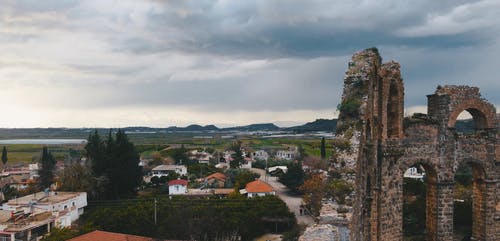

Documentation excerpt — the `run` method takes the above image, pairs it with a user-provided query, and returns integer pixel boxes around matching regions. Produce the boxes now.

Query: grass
[1,144,85,164]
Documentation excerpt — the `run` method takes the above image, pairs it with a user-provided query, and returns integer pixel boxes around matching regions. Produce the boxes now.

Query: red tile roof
[68,230,156,241]
[168,179,188,186]
[205,172,226,181]
[245,180,273,193]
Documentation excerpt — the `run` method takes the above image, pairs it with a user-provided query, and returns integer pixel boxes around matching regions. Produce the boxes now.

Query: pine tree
[1,146,7,165]
[39,147,56,189]
[320,137,326,159]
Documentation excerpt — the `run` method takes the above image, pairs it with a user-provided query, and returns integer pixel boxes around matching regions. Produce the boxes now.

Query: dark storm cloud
[0,0,498,127]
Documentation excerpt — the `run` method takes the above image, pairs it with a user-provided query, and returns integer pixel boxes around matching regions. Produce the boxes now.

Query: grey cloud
[0,0,498,128]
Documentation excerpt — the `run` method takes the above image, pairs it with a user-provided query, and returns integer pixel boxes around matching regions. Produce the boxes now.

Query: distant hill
[455,119,475,133]
[165,124,220,132]
[285,119,337,132]
[222,123,280,132]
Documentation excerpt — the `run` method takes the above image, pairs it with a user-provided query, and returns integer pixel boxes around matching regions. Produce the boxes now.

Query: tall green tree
[1,146,7,165]
[230,141,244,169]
[108,129,142,198]
[279,161,305,193]
[320,137,326,159]
[39,147,56,189]
[85,130,105,176]
[85,129,141,199]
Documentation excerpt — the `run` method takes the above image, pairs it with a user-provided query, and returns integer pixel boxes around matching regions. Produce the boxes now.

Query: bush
[81,196,296,241]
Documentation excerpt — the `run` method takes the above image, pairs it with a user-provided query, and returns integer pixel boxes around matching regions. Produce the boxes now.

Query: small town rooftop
[6,191,85,205]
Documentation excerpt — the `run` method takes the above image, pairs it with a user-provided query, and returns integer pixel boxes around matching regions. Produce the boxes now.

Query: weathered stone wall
[344,48,499,241]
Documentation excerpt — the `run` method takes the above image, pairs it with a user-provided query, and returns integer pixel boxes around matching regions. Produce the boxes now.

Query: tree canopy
[230,141,244,169]
[85,129,142,199]
[279,161,305,193]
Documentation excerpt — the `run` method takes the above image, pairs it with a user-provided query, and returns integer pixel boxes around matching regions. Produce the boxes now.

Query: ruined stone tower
[341,48,499,241]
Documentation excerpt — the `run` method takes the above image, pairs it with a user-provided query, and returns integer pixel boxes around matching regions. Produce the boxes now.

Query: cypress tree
[1,146,7,165]
[320,137,326,159]
[85,129,141,199]
[86,130,105,176]
[39,147,56,189]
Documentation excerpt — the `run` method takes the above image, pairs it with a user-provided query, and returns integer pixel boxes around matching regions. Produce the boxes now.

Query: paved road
[251,168,314,226]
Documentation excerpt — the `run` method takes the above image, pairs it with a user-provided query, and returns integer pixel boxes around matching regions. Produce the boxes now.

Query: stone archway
[344,49,498,241]
[400,160,439,241]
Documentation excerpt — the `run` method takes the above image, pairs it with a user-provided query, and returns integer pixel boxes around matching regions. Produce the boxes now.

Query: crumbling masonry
[340,49,499,241]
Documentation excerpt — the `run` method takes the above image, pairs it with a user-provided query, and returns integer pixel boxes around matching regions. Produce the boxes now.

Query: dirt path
[251,168,314,226]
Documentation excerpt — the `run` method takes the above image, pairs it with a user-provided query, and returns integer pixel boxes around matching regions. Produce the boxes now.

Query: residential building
[240,157,252,169]
[204,172,226,188]
[404,166,425,180]
[275,146,298,160]
[242,180,275,198]
[151,165,187,177]
[0,191,87,241]
[168,179,188,195]
[188,150,212,164]
[253,150,269,161]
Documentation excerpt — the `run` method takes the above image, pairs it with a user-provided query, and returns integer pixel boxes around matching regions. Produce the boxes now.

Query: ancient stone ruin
[337,48,499,241]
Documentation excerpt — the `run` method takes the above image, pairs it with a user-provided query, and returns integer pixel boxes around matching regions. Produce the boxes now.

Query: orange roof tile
[68,230,155,241]
[168,179,188,186]
[205,172,226,181]
[245,180,273,193]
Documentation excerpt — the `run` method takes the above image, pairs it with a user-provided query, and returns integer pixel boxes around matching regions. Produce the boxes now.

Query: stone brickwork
[344,48,499,241]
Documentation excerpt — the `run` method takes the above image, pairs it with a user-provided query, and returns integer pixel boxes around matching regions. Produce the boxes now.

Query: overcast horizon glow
[0,0,498,128]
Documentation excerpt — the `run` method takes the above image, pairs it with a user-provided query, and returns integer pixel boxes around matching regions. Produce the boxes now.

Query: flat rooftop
[5,192,85,206]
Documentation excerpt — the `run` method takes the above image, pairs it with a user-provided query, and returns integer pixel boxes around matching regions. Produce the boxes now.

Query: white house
[28,163,39,179]
[168,179,188,195]
[0,191,87,241]
[242,180,275,198]
[275,150,296,160]
[404,167,425,180]
[253,150,269,161]
[151,165,187,177]
[188,150,213,164]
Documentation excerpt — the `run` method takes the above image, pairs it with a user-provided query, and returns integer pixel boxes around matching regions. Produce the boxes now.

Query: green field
[0,130,335,165]
[1,144,85,164]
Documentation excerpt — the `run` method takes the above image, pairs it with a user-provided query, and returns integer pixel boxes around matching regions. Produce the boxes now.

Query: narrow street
[250,168,314,226]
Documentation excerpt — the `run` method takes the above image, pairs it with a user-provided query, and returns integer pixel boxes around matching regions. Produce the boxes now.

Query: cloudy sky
[0,0,498,128]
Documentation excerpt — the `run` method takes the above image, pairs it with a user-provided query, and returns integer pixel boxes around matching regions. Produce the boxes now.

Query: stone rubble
[298,224,340,241]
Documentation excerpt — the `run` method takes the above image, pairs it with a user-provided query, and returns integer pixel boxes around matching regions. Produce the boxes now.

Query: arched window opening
[387,81,401,138]
[453,162,486,241]
[453,108,488,133]
[403,163,436,241]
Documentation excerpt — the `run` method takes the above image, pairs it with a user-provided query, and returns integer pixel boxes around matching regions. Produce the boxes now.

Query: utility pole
[154,198,157,225]
[265,159,268,183]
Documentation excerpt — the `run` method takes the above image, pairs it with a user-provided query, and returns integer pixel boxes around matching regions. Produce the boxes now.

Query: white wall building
[168,179,188,195]
[151,165,187,177]
[275,150,296,160]
[0,192,87,241]
[253,150,269,161]
[404,167,425,180]
[243,180,275,198]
